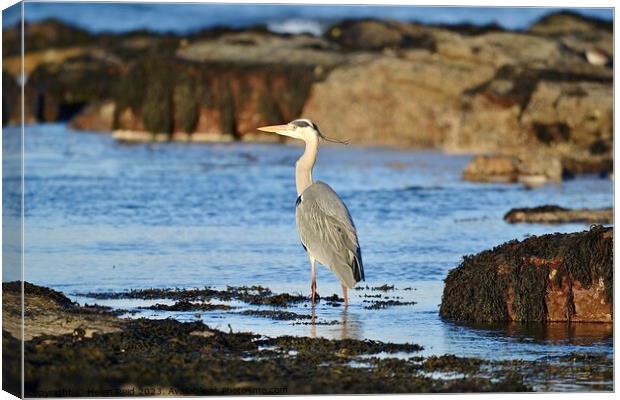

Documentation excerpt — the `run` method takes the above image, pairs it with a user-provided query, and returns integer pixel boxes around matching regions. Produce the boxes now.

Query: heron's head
[257,119,347,144]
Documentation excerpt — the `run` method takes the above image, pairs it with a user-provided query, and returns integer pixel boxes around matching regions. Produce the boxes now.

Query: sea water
[3,123,613,362]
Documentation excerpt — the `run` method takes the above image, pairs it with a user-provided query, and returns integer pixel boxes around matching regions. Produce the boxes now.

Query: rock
[70,101,115,132]
[504,205,613,224]
[561,153,613,175]
[111,130,235,143]
[2,281,123,340]
[177,30,345,67]
[302,52,495,147]
[111,53,318,138]
[453,63,612,154]
[461,152,562,184]
[440,225,613,323]
[521,79,613,149]
[25,53,122,123]
[584,46,612,67]
[325,19,437,51]
[14,15,613,161]
[2,69,19,125]
[461,154,519,183]
[528,11,612,37]
[2,18,93,57]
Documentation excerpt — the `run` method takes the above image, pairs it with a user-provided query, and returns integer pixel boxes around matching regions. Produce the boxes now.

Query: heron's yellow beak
[257,124,297,138]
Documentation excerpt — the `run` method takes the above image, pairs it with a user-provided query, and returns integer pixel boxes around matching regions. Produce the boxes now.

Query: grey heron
[257,119,365,306]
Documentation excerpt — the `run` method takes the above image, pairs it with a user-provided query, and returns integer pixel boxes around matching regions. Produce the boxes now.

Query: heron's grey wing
[295,181,364,288]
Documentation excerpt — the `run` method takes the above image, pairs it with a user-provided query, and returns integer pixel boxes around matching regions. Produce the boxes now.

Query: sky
[2,2,614,35]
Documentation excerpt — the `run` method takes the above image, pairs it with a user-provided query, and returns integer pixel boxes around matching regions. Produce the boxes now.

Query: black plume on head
[291,119,312,128]
[291,119,349,144]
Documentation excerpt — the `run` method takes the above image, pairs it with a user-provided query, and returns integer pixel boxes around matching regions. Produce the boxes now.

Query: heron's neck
[296,136,318,196]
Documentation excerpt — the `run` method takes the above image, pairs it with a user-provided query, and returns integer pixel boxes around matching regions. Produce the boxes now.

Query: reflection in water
[337,307,363,340]
[309,307,316,339]
[503,322,613,345]
[447,320,613,347]
[308,305,363,341]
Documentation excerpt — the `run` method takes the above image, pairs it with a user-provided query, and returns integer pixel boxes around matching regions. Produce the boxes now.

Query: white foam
[267,19,328,36]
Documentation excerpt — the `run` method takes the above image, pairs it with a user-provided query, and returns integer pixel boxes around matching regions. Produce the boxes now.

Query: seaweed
[141,57,174,135]
[2,69,19,125]
[236,310,312,321]
[504,206,612,224]
[79,285,309,308]
[26,55,121,122]
[558,225,613,301]
[11,315,542,395]
[440,249,510,322]
[258,335,423,356]
[3,281,75,309]
[3,18,93,57]
[6,282,613,394]
[217,80,236,137]
[510,259,549,321]
[173,66,200,134]
[142,300,231,312]
[363,299,417,310]
[2,330,22,397]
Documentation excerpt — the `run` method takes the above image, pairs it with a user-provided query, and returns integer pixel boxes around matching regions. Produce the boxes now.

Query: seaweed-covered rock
[2,69,19,125]
[440,225,613,323]
[528,11,613,37]
[325,19,437,51]
[103,33,325,138]
[504,205,613,224]
[2,18,93,57]
[25,54,123,122]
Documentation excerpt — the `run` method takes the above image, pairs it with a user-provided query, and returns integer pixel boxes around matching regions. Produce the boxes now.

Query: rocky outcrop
[2,69,19,125]
[2,281,123,340]
[69,101,116,131]
[461,152,563,185]
[4,12,613,175]
[18,30,334,139]
[440,225,613,323]
[504,205,613,224]
[24,53,123,123]
[528,11,613,38]
[325,19,438,52]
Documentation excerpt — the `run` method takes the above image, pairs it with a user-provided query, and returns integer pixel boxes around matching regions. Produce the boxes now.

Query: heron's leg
[310,256,317,304]
[341,284,348,306]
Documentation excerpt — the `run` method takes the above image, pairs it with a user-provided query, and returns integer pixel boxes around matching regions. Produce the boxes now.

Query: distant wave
[267,18,331,36]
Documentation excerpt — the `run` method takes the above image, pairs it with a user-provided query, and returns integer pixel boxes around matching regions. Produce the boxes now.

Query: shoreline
[2,281,613,395]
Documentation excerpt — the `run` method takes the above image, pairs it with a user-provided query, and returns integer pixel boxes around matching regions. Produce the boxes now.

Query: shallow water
[4,124,613,362]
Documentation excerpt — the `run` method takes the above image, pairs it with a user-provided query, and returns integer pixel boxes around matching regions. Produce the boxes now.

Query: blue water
[3,123,613,364]
[2,3,613,35]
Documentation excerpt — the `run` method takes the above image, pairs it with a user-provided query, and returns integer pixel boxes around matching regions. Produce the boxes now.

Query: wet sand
[2,282,612,395]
